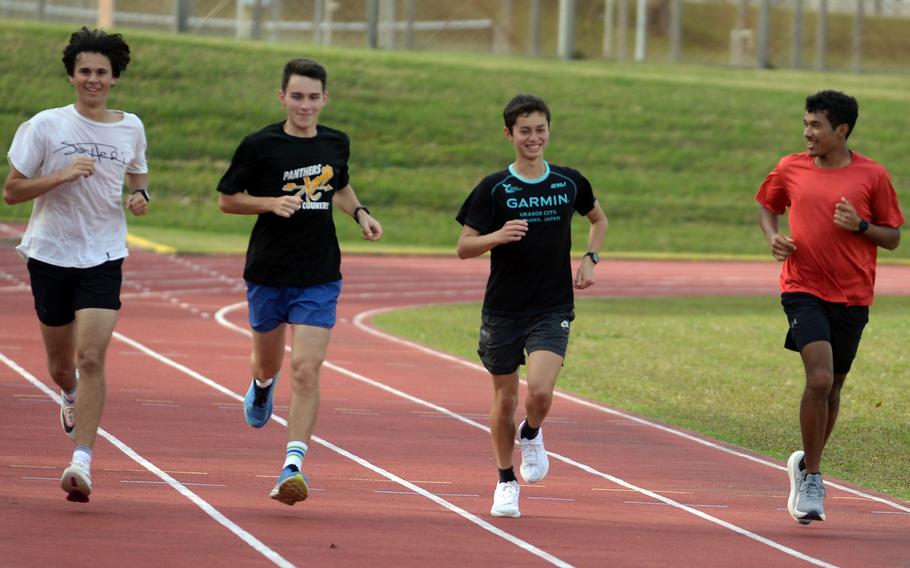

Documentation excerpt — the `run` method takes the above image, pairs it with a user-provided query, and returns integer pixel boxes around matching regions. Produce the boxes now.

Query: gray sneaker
[793,473,826,522]
[786,450,810,524]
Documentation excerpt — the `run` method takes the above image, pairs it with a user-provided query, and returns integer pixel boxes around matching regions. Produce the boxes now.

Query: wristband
[353,206,370,223]
[131,188,150,202]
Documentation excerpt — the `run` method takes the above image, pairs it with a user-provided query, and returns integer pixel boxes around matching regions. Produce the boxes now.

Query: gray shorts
[477,309,575,375]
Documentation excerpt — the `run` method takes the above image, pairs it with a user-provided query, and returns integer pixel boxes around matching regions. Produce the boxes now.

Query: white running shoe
[60,371,78,440]
[490,480,520,518]
[61,460,91,503]
[786,450,811,524]
[519,420,549,483]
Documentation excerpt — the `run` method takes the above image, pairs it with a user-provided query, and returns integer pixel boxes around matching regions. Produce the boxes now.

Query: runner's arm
[3,159,96,205]
[758,205,797,261]
[456,221,528,259]
[333,184,382,241]
[574,201,608,289]
[218,190,302,218]
[125,172,149,216]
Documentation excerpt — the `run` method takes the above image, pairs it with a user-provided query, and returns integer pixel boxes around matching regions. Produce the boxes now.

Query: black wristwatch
[353,206,370,223]
[583,251,600,264]
[855,219,869,234]
[131,188,150,202]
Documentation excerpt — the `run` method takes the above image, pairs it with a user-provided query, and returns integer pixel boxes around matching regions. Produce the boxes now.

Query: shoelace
[802,478,824,499]
[522,444,538,467]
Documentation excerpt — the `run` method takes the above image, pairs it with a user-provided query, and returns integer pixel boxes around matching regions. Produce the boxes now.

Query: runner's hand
[833,197,862,232]
[769,233,796,262]
[126,192,148,216]
[494,219,528,245]
[59,157,96,183]
[271,195,303,218]
[359,213,383,241]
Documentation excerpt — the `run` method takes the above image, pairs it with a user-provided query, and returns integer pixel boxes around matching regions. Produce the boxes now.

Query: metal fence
[2,0,909,72]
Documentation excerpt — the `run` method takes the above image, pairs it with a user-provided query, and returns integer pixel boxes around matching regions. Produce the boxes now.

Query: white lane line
[0,351,294,568]
[116,322,574,568]
[353,303,910,516]
[217,303,838,568]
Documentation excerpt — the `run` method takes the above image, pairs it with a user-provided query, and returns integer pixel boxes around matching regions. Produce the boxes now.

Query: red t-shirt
[755,152,904,306]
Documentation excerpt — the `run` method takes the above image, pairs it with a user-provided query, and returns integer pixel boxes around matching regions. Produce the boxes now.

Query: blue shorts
[246,280,342,333]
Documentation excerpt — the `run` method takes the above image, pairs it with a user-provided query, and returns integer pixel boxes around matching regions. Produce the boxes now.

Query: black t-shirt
[456,162,596,317]
[217,122,351,287]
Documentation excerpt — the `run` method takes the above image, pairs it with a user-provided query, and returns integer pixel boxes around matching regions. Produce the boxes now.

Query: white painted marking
[353,304,910,516]
[0,351,295,568]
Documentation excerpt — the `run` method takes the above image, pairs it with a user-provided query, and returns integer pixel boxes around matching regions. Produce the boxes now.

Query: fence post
[530,0,542,56]
[98,0,114,28]
[251,0,263,40]
[493,0,513,54]
[634,0,647,63]
[816,0,828,70]
[270,0,280,42]
[669,0,682,63]
[558,0,577,60]
[792,0,803,68]
[603,0,614,58]
[852,0,863,72]
[405,0,416,50]
[36,0,47,20]
[367,0,379,49]
[175,0,191,33]
[380,0,396,49]
[617,0,629,61]
[756,0,770,68]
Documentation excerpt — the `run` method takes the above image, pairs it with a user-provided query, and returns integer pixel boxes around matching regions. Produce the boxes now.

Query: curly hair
[806,90,858,139]
[61,26,131,78]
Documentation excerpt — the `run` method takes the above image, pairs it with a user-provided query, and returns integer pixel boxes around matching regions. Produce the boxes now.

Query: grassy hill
[1,19,908,259]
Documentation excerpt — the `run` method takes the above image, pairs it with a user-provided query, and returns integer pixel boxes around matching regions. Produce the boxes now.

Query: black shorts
[781,292,869,375]
[27,258,123,327]
[477,309,575,375]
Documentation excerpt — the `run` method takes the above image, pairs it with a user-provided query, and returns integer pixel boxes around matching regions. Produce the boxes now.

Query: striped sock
[283,441,308,470]
[73,446,92,468]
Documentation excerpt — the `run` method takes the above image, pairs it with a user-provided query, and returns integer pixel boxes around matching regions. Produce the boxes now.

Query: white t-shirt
[8,104,148,268]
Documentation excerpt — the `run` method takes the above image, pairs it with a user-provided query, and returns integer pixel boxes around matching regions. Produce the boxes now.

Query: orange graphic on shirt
[282,165,334,201]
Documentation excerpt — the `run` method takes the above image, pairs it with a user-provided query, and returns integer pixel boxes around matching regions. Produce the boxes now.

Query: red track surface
[2,228,909,567]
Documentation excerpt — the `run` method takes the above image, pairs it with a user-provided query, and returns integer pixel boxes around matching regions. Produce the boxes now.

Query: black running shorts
[477,309,575,375]
[781,292,869,375]
[27,258,123,326]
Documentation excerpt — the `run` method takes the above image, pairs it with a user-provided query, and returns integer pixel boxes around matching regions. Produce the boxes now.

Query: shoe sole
[270,474,308,506]
[60,402,75,440]
[786,451,818,524]
[61,467,91,503]
[490,508,521,518]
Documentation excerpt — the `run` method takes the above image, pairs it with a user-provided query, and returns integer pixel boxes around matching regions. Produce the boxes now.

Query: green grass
[1,20,908,261]
[374,296,910,501]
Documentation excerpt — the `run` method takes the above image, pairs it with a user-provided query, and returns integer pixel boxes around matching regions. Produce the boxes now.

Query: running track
[1,226,909,567]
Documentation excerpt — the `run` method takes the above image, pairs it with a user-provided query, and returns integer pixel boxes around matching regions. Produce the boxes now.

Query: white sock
[62,370,79,402]
[72,446,92,468]
[283,441,308,470]
[255,376,275,389]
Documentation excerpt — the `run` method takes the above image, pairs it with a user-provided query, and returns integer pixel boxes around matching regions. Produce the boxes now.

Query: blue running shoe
[243,377,276,428]
[270,465,309,506]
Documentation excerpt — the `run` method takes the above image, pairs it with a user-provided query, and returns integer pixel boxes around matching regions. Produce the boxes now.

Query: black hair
[62,26,131,78]
[503,94,551,132]
[282,58,327,92]
[805,90,858,139]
